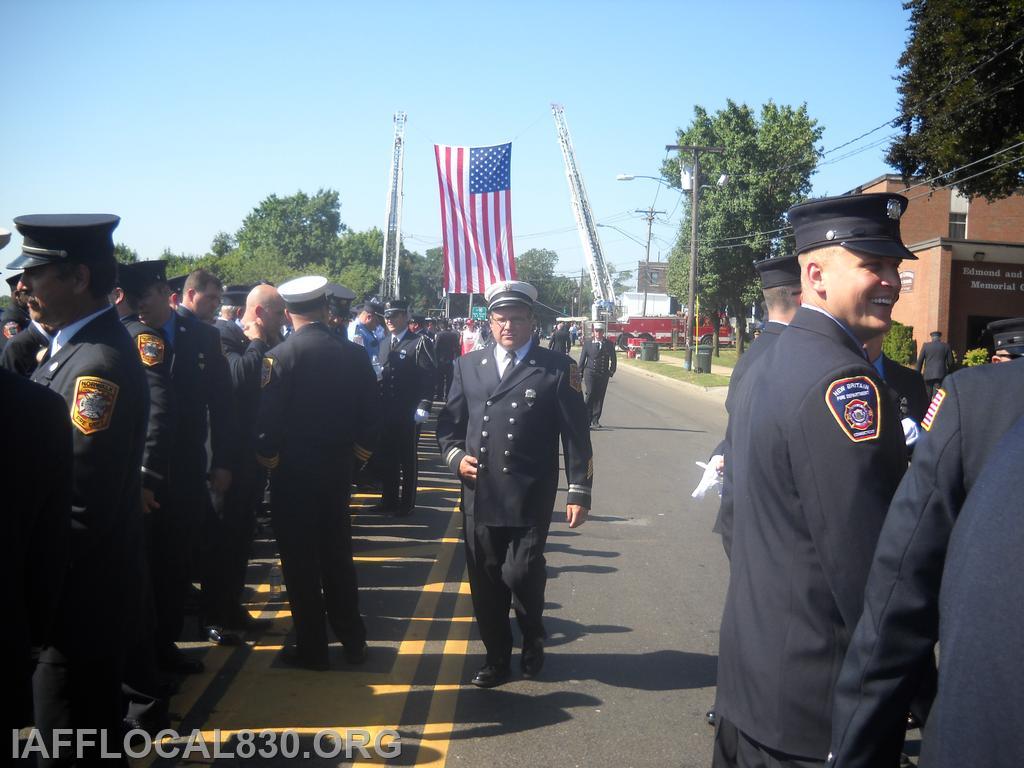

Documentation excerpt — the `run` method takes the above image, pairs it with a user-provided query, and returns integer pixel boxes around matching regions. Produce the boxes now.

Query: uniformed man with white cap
[437,279,593,688]
[577,321,617,428]
[256,276,379,670]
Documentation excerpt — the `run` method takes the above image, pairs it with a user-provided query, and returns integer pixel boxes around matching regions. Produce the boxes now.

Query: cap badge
[825,230,836,241]
[887,199,902,220]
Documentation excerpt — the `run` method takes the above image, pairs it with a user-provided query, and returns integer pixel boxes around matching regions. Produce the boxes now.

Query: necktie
[500,350,516,382]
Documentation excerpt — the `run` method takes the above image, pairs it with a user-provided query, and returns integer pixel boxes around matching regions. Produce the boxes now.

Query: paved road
[152,362,731,767]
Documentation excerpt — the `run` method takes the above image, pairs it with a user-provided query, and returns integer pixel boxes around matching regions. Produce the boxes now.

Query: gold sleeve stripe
[256,454,279,470]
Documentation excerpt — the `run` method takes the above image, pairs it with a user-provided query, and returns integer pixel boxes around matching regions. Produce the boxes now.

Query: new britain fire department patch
[568,362,582,393]
[261,356,274,388]
[3,320,20,339]
[136,333,165,367]
[71,376,119,435]
[825,375,881,442]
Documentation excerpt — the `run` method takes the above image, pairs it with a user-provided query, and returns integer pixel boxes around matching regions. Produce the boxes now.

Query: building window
[949,212,967,239]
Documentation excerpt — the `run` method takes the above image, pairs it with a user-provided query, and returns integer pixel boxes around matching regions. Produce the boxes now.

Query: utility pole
[636,207,665,317]
[666,143,724,370]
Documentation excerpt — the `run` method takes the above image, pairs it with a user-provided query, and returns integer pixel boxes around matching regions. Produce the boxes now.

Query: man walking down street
[577,322,617,428]
[437,280,593,689]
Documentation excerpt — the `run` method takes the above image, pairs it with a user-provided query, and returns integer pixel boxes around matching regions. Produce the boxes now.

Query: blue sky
[1,0,912,285]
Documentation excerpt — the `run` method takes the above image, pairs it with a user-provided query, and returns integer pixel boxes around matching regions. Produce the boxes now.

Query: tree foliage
[114,243,138,264]
[235,188,347,269]
[662,100,823,345]
[887,0,1024,199]
[515,248,580,315]
[883,320,916,365]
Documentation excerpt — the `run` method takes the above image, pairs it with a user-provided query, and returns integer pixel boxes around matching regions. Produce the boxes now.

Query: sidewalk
[617,355,730,402]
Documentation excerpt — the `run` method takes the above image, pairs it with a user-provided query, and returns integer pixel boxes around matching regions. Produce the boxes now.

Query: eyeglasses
[490,317,531,328]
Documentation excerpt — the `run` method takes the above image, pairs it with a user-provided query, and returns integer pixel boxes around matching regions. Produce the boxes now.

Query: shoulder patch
[825,375,881,442]
[261,356,275,388]
[921,388,946,432]
[3,321,20,339]
[136,333,165,367]
[569,362,582,392]
[71,376,119,435]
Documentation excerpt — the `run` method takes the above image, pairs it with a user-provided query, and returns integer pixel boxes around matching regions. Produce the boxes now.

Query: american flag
[434,142,517,294]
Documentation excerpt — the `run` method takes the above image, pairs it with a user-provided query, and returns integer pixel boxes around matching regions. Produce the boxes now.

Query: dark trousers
[201,458,261,625]
[272,473,366,665]
[712,716,824,768]
[379,418,418,512]
[437,360,455,400]
[584,372,610,425]
[150,474,206,650]
[32,647,124,765]
[926,378,943,399]
[463,512,550,665]
[122,543,167,727]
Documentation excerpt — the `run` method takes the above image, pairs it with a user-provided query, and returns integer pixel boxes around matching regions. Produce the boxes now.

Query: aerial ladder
[380,111,406,299]
[551,103,616,321]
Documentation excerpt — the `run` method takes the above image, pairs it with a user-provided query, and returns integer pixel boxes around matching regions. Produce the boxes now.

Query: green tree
[114,243,138,264]
[235,188,347,269]
[209,231,236,258]
[883,320,916,365]
[662,100,823,352]
[887,0,1024,200]
[515,248,578,314]
[401,246,445,312]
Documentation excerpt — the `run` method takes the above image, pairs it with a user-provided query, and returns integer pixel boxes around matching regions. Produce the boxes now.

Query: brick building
[847,174,1024,356]
[636,260,668,293]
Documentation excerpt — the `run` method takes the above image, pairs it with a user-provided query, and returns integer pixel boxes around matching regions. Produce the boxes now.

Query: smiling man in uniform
[437,279,593,688]
[713,195,913,768]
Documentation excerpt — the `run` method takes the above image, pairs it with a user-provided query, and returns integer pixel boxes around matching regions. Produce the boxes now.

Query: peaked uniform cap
[485,280,538,310]
[988,317,1024,355]
[7,213,120,270]
[118,260,168,296]
[279,275,328,305]
[753,255,801,289]
[788,193,916,261]
[221,284,252,306]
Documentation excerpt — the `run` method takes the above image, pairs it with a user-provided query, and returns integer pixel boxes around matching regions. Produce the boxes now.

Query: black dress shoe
[706,709,717,727]
[470,662,511,688]
[279,648,329,671]
[521,640,544,678]
[202,625,243,646]
[343,643,369,665]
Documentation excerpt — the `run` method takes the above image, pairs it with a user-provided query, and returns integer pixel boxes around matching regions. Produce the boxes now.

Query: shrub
[882,321,915,365]
[962,348,989,367]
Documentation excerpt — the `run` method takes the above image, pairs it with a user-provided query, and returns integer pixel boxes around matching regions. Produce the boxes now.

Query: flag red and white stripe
[434,143,516,294]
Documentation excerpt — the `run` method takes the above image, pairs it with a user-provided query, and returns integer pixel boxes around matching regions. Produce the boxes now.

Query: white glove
[691,454,725,499]
[901,417,920,447]
[414,408,429,424]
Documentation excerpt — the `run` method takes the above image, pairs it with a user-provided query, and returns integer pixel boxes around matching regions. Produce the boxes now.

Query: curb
[617,359,729,402]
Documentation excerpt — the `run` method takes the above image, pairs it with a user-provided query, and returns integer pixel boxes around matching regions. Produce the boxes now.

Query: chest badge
[399,349,408,360]
[524,388,537,405]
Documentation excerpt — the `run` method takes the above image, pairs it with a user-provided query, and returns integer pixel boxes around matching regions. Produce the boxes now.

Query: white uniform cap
[592,322,606,330]
[279,275,328,305]
[484,279,538,310]
[0,228,10,250]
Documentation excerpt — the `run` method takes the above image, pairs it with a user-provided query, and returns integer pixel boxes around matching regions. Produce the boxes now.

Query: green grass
[657,347,739,369]
[622,356,731,387]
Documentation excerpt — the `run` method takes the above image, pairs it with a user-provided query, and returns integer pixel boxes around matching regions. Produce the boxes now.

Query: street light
[616,173,672,186]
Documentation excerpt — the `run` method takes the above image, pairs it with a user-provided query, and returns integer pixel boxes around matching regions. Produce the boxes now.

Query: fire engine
[606,314,734,348]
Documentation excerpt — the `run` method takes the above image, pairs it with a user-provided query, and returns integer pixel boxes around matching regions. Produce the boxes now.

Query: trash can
[695,344,712,373]
[641,341,659,361]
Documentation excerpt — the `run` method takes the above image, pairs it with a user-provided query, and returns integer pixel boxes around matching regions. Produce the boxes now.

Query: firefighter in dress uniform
[437,280,593,688]
[714,195,914,767]
[255,276,379,670]
[10,214,149,763]
[577,321,617,428]
[377,299,436,516]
